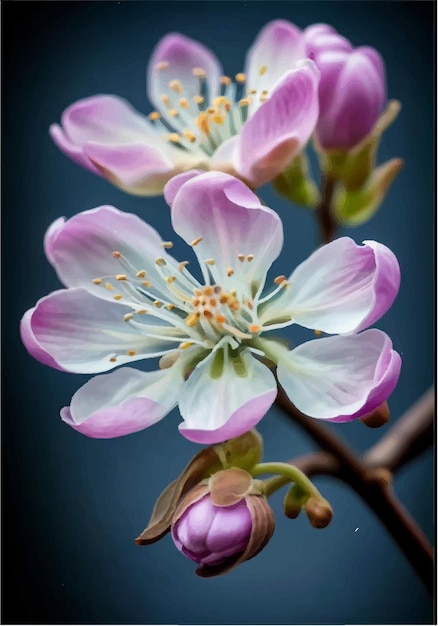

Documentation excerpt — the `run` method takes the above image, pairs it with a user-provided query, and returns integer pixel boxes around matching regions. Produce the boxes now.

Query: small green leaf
[273,153,320,208]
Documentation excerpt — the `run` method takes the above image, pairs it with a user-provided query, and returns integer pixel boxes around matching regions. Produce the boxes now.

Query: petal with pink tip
[170,171,283,293]
[237,62,320,187]
[277,330,401,421]
[178,350,277,444]
[25,288,182,374]
[164,169,205,206]
[20,308,65,371]
[61,365,183,438]
[148,33,222,125]
[262,237,400,335]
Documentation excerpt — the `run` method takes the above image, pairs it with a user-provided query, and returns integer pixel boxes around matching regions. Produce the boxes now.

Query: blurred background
[2,1,435,624]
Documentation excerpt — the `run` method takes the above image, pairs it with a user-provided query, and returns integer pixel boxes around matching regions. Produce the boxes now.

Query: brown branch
[275,383,435,594]
[316,174,338,244]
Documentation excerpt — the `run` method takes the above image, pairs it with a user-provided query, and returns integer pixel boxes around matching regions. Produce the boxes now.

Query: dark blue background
[2,1,435,624]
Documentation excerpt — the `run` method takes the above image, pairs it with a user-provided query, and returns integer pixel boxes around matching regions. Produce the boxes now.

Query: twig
[316,174,338,244]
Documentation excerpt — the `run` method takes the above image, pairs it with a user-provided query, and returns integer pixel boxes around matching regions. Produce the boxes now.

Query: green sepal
[214,429,264,472]
[273,153,320,208]
[333,158,404,226]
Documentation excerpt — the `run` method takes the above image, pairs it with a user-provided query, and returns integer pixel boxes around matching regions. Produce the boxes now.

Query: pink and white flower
[20,172,401,444]
[49,24,319,194]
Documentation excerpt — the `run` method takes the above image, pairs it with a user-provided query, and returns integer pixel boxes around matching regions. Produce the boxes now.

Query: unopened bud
[171,468,275,577]
[360,402,390,428]
[305,496,333,529]
[283,484,308,519]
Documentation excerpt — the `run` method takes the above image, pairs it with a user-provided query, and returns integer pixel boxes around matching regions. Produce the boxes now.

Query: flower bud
[171,468,275,577]
[360,401,390,428]
[303,25,386,151]
[305,496,333,529]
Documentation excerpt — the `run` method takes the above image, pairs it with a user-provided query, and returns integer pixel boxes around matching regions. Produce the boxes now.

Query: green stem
[251,462,320,498]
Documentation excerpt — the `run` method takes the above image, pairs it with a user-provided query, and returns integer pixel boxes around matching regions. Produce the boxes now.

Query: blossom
[21,172,401,444]
[171,467,275,577]
[49,25,319,195]
[302,23,386,150]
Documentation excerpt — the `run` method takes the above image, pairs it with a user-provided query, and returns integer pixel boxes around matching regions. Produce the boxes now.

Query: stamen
[148,111,161,121]
[169,79,183,94]
[314,330,323,336]
[155,257,167,266]
[235,73,246,83]
[93,277,103,285]
[110,357,117,362]
[205,258,216,265]
[220,75,231,85]
[239,99,250,123]
[182,129,197,143]
[179,341,193,350]
[197,111,210,135]
[155,61,169,71]
[185,312,199,327]
[216,314,226,324]
[193,95,205,106]
[227,267,234,277]
[178,261,189,271]
[136,270,147,278]
[104,282,114,291]
[192,67,206,78]
[160,94,171,107]
[142,280,152,288]
[136,309,148,315]
[168,133,181,143]
[258,65,267,76]
[116,274,127,281]
[246,254,254,262]
[112,251,121,259]
[274,275,287,285]
[153,300,163,308]
[166,276,176,284]
[127,350,137,356]
[237,253,245,262]
[190,237,203,247]
[168,108,179,117]
[179,98,190,109]
[166,304,176,310]
[162,241,174,249]
[248,324,260,333]
[113,294,123,301]
[124,313,134,322]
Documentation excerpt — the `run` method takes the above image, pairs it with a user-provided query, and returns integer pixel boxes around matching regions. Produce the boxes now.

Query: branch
[316,174,338,244]
[275,384,435,594]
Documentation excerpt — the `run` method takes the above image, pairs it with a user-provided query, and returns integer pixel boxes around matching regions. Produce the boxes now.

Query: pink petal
[49,124,101,174]
[277,330,401,421]
[44,217,66,265]
[61,366,182,438]
[237,62,320,187]
[20,308,65,371]
[147,33,222,125]
[178,350,277,444]
[164,169,205,206]
[170,171,283,292]
[263,237,400,335]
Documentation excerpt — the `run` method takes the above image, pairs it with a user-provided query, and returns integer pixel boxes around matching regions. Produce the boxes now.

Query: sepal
[273,153,320,208]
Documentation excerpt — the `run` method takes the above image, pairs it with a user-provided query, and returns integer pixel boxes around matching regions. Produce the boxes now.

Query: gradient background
[2,1,435,624]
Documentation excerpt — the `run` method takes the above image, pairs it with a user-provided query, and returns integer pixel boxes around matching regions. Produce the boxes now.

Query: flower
[302,23,386,150]
[21,171,401,443]
[171,468,275,577]
[49,25,320,195]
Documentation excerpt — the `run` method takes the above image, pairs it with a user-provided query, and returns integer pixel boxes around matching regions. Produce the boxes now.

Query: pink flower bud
[171,468,275,577]
[303,24,386,150]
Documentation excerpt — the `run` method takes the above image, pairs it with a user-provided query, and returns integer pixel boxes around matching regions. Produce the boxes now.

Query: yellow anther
[193,95,205,105]
[104,282,114,291]
[179,341,194,350]
[166,276,176,284]
[178,261,189,271]
[274,275,287,285]
[220,75,231,85]
[192,298,200,307]
[169,79,183,93]
[239,98,251,108]
[213,96,227,107]
[203,310,213,319]
[168,133,180,143]
[148,111,161,121]
[166,304,176,311]
[142,280,152,288]
[219,294,229,304]
[204,286,213,296]
[237,253,245,262]
[93,277,103,285]
[260,94,268,103]
[227,267,234,277]
[185,312,199,327]
[168,108,179,117]
[197,111,210,134]
[194,288,202,296]
[248,89,257,95]
[116,274,127,281]
[155,257,167,266]
[259,64,267,76]
[124,313,134,321]
[179,97,190,109]
[210,298,217,307]
[136,270,147,278]
[162,241,174,249]
[246,254,254,262]
[190,236,203,247]
[136,309,148,315]
[205,258,216,265]
[110,357,117,363]
[153,300,163,308]
[192,67,206,78]
[212,113,225,125]
[113,294,123,301]
[235,72,246,83]
[216,314,226,324]
[314,329,323,336]
[207,107,216,114]
[160,94,171,106]
[261,89,269,95]
[155,61,169,71]
[127,350,137,356]
[247,301,254,310]
[249,324,261,333]
[112,251,121,259]
[182,129,197,143]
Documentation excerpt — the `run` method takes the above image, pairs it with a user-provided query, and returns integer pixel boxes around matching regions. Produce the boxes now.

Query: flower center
[150,63,270,157]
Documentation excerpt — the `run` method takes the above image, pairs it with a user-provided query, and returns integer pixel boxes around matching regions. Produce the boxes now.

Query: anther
[216,314,226,324]
[104,282,114,291]
[204,286,213,296]
[168,108,179,117]
[168,133,181,143]
[124,313,134,322]
[160,94,171,106]
[166,304,176,310]
[182,129,196,143]
[190,236,203,247]
[239,98,251,107]
[136,309,148,315]
[259,65,267,76]
[246,254,254,262]
[274,275,287,285]
[220,76,231,85]
[136,270,147,278]
[142,280,151,288]
[109,357,117,363]
[237,253,245,262]
[162,241,174,249]
[169,79,183,94]
[178,261,189,271]
[314,330,322,336]
[155,61,169,71]
[249,324,260,333]
[112,251,121,259]
[185,312,199,327]
[235,72,246,83]
[116,274,127,281]
[197,111,210,134]
[193,95,205,105]
[179,341,193,350]
[148,111,161,121]
[127,350,137,356]
[93,277,103,285]
[155,257,167,266]
[179,98,190,109]
[227,267,234,277]
[153,300,163,308]
[166,276,176,284]
[192,67,206,78]
[205,258,216,265]
[113,294,123,301]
